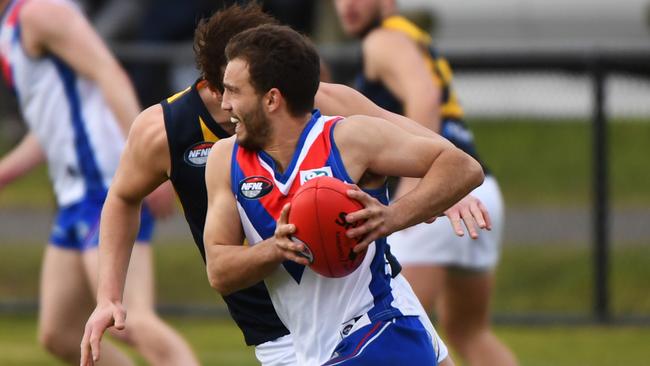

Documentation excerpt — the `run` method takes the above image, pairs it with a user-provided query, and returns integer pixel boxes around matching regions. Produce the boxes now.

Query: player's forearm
[0,133,45,188]
[316,82,436,139]
[96,192,142,304]
[205,240,282,296]
[96,65,141,137]
[404,98,441,134]
[390,148,484,231]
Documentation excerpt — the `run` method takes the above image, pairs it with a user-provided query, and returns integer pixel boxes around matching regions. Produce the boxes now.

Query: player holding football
[203,24,484,365]
[81,4,490,365]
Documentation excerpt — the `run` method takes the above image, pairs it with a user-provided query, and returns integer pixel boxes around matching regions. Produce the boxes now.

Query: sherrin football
[288,176,367,278]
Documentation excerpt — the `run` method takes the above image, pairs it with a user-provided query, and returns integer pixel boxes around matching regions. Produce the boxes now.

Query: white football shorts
[389,175,504,269]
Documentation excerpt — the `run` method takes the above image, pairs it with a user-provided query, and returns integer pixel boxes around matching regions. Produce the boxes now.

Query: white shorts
[254,334,297,366]
[389,175,504,269]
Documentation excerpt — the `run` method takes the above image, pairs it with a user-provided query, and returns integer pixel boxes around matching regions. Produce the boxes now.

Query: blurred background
[1,0,649,364]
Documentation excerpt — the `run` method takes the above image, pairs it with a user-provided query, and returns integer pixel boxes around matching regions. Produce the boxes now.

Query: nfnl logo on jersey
[239,176,274,199]
[299,167,333,185]
[184,142,214,167]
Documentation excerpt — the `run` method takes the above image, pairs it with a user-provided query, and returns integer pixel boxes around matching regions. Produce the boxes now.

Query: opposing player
[203,24,485,365]
[0,0,198,365]
[333,1,518,365]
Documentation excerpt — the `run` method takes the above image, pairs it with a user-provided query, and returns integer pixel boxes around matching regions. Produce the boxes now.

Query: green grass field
[1,314,649,366]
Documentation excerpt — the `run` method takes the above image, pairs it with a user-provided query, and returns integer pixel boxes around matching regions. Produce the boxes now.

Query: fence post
[591,54,610,323]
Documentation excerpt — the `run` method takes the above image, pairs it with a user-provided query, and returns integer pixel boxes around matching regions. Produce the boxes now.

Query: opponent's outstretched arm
[80,106,171,365]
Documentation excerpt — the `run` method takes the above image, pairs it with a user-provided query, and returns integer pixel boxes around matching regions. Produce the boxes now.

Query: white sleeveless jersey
[231,111,425,365]
[0,0,125,206]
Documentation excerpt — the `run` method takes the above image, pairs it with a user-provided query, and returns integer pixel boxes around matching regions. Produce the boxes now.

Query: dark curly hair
[193,3,278,93]
[225,24,320,117]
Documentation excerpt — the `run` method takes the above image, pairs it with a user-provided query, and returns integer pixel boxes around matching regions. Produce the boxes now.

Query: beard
[236,100,271,151]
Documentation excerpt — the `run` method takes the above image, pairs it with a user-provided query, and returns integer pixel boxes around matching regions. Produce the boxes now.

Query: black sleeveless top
[161,80,289,345]
[355,16,489,174]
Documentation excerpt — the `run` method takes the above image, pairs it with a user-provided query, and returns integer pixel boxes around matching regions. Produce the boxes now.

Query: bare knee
[39,328,79,363]
[110,311,162,346]
[444,321,492,358]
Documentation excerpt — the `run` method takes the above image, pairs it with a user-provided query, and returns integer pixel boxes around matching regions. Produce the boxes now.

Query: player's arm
[361,31,490,237]
[315,82,490,237]
[81,106,170,366]
[315,82,436,138]
[20,0,140,136]
[0,132,45,191]
[203,138,309,295]
[336,116,484,248]
[363,29,441,132]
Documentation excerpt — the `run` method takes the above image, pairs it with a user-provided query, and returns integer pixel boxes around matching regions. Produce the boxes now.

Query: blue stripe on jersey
[325,120,402,321]
[326,120,388,198]
[231,145,306,283]
[257,109,321,184]
[52,57,106,198]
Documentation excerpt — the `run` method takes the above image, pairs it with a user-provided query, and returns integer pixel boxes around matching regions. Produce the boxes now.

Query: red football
[288,176,366,278]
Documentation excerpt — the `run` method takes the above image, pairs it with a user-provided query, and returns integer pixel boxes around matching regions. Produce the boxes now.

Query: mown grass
[1,314,649,366]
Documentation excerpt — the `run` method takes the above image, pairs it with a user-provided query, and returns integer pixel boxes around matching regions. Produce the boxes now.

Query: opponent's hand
[273,203,310,266]
[80,302,126,366]
[344,185,392,253]
[145,180,175,219]
[444,194,491,239]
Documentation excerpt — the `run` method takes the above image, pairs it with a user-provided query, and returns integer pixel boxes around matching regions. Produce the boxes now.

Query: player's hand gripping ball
[289,176,366,277]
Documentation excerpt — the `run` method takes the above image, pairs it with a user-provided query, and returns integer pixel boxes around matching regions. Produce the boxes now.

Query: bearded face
[222,58,273,151]
[231,98,272,151]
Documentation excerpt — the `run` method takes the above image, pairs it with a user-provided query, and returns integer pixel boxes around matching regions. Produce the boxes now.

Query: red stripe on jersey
[235,117,342,220]
[5,0,26,26]
[0,56,12,86]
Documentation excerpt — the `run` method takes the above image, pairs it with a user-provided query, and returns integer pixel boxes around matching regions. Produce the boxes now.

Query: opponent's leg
[84,243,199,366]
[399,265,445,311]
[435,269,518,366]
[38,245,134,365]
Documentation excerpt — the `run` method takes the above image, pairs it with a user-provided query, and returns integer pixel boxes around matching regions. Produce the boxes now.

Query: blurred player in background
[0,0,198,365]
[203,23,486,365]
[333,1,518,365]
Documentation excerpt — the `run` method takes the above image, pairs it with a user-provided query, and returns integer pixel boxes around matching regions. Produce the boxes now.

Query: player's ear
[265,88,281,112]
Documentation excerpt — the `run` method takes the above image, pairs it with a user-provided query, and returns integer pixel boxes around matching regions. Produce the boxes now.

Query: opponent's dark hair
[193,3,278,92]
[225,24,320,117]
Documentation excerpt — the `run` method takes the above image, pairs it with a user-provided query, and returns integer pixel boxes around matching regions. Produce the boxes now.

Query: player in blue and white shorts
[0,0,198,365]
[203,24,483,365]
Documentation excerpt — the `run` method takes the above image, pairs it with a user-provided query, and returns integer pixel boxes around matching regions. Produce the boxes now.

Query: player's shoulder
[205,136,236,178]
[128,104,167,150]
[333,115,383,144]
[20,0,79,29]
[210,135,236,156]
[363,26,411,55]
